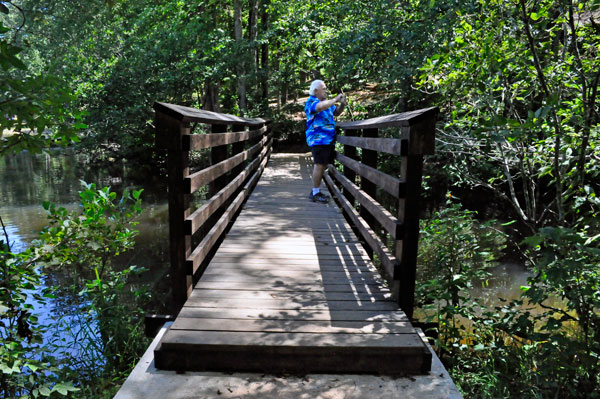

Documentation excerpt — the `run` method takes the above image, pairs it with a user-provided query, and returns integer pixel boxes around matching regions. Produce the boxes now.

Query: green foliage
[417,197,506,355]
[520,226,600,394]
[414,3,600,392]
[34,182,149,382]
[417,0,600,232]
[417,200,600,397]
[0,221,79,398]
[37,182,143,278]
[450,224,600,398]
[0,13,84,155]
[1,181,148,398]
[11,0,472,159]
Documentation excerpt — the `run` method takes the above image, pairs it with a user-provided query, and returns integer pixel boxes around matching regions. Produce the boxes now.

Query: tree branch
[0,215,11,252]
[519,0,564,222]
[538,302,579,323]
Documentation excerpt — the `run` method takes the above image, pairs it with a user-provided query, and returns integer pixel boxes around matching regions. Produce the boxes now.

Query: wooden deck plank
[199,269,383,281]
[196,274,384,285]
[217,240,366,247]
[204,263,375,272]
[213,247,370,256]
[160,329,425,349]
[177,307,408,321]
[193,281,390,293]
[171,318,414,334]
[189,289,392,301]
[183,297,398,311]
[205,262,372,270]
[202,252,369,269]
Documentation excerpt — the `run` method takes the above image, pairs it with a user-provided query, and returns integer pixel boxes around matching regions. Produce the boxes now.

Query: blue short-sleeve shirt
[305,95,336,147]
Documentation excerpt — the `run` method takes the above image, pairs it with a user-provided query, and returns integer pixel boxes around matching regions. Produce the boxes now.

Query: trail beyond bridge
[114,102,462,398]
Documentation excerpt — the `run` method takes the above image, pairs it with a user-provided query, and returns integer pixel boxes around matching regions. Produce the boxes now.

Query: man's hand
[333,94,347,117]
[316,94,344,113]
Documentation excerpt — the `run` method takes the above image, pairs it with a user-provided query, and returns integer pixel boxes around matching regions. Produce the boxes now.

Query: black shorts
[311,144,335,165]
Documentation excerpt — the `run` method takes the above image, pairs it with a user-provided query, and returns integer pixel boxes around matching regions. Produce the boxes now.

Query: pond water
[0,149,170,265]
[0,150,171,340]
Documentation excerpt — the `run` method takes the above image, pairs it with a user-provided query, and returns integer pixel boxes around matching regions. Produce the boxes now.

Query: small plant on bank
[33,182,150,397]
[417,198,600,398]
[416,196,506,359]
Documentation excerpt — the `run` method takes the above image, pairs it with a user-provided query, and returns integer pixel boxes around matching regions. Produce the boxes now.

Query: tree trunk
[274,40,281,109]
[202,80,221,112]
[248,0,258,67]
[234,0,247,112]
[260,0,269,108]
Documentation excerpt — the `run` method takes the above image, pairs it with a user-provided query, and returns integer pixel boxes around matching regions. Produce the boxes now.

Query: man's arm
[315,94,344,113]
[334,98,346,117]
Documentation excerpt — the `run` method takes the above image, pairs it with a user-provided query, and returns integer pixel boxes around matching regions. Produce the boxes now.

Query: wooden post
[394,118,435,320]
[231,124,246,178]
[209,124,229,197]
[341,128,357,205]
[156,111,192,314]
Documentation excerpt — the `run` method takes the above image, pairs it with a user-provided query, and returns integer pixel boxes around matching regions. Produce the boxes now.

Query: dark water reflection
[472,262,532,306]
[0,149,169,267]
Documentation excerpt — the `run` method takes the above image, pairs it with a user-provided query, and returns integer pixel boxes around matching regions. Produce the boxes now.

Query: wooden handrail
[324,172,400,278]
[154,102,271,313]
[183,126,267,150]
[328,166,402,239]
[335,135,406,156]
[185,135,267,193]
[326,106,438,320]
[186,153,270,274]
[154,102,266,126]
[336,153,404,198]
[185,145,269,235]
[336,107,438,130]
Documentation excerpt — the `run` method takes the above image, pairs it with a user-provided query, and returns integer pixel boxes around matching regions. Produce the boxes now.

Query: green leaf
[26,363,40,372]
[7,55,27,70]
[52,382,76,395]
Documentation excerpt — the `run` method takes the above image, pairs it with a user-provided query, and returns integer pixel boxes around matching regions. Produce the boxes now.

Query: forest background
[1,0,599,398]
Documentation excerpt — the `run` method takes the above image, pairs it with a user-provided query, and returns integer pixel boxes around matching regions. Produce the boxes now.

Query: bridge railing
[154,102,271,312]
[325,107,438,320]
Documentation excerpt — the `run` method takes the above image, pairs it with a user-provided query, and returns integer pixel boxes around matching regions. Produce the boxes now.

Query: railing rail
[325,106,438,320]
[154,102,271,312]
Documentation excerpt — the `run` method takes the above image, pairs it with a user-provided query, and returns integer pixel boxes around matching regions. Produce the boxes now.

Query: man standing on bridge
[305,80,346,203]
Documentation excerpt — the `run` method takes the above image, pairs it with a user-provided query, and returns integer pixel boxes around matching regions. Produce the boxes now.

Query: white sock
[312,188,320,195]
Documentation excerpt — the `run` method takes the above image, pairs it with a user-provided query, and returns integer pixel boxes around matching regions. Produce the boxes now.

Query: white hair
[309,80,324,96]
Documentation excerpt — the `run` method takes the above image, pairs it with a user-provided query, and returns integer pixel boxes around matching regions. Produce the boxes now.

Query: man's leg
[309,145,331,203]
[312,163,327,189]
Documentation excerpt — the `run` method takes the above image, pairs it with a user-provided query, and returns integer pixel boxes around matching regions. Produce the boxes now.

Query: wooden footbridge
[152,102,438,376]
